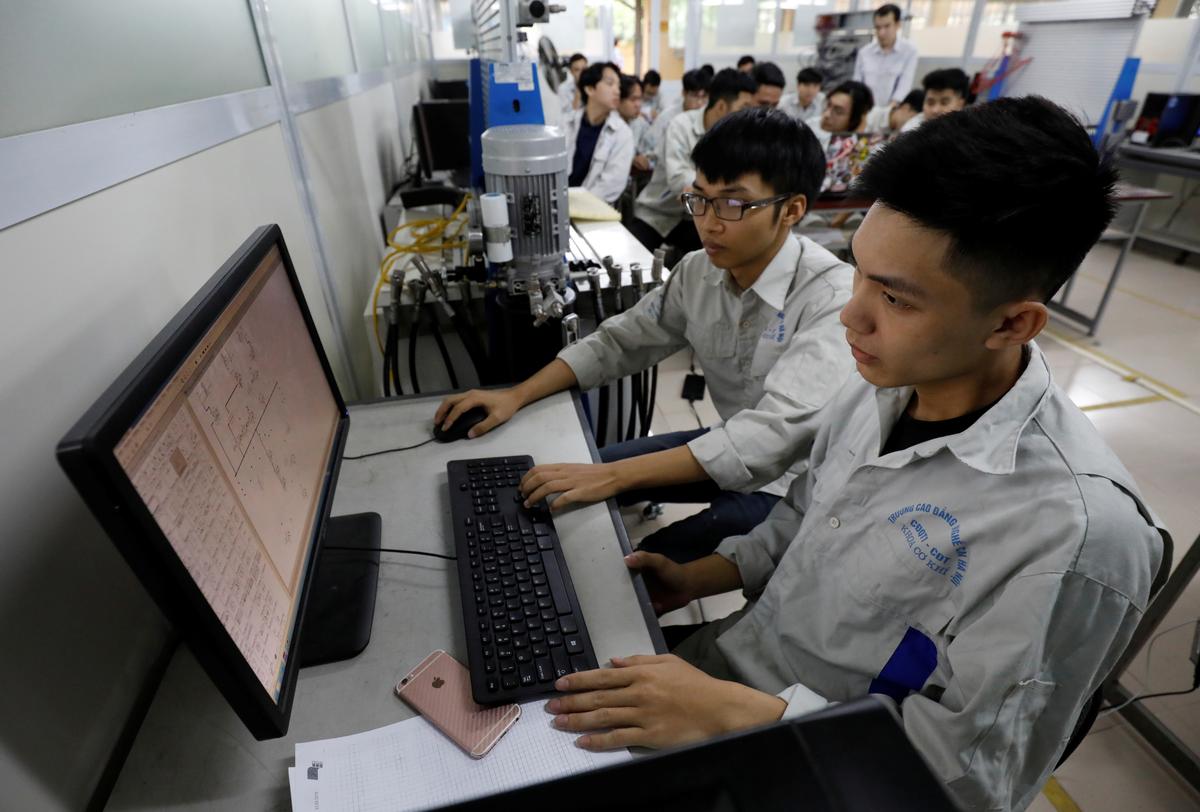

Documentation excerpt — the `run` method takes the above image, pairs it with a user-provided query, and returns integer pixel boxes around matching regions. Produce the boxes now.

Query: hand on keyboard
[543,654,788,751]
[519,462,625,512]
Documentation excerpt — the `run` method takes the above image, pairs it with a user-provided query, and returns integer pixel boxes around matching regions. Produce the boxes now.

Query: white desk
[105,390,663,810]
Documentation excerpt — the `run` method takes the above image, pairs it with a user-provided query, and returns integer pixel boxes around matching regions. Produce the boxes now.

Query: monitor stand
[299,512,382,668]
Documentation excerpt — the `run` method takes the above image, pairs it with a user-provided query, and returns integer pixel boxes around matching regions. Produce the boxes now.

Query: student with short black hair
[818,80,874,145]
[559,52,590,112]
[630,68,758,253]
[779,67,825,128]
[699,63,715,78]
[853,4,919,106]
[642,69,664,119]
[618,74,654,172]
[645,69,711,153]
[751,61,786,108]
[438,107,853,564]
[922,67,970,121]
[737,55,756,73]
[544,96,1166,812]
[891,87,925,131]
[563,62,634,204]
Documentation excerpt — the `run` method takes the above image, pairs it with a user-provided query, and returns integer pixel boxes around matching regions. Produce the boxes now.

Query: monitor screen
[113,243,338,700]
[414,100,470,177]
[58,226,350,738]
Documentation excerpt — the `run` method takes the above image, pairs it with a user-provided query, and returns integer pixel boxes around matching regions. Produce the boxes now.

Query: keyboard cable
[342,437,435,460]
[324,545,456,562]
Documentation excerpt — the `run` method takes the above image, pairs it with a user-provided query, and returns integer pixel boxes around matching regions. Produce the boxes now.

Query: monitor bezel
[56,224,349,739]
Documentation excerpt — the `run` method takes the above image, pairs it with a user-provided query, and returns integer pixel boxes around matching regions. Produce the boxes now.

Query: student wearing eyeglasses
[436,108,854,563]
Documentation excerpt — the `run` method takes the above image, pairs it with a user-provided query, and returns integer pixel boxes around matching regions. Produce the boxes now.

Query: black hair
[922,68,970,99]
[874,3,902,21]
[643,69,662,87]
[706,68,758,112]
[700,64,715,77]
[568,53,587,66]
[682,68,712,94]
[899,89,925,111]
[578,62,619,104]
[855,96,1118,307]
[827,80,874,131]
[737,55,756,68]
[753,61,786,90]
[796,67,823,86]
[619,73,642,100]
[691,107,825,215]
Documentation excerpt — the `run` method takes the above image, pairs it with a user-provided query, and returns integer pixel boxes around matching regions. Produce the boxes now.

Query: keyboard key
[500,660,515,674]
[539,552,573,614]
[528,628,545,643]
[570,655,591,673]
[551,647,570,679]
[485,660,496,674]
[547,634,563,648]
[502,675,518,690]
[544,620,560,634]
[519,665,536,686]
[516,650,531,664]
[532,643,548,658]
[535,658,554,683]
[565,636,584,655]
[487,677,499,693]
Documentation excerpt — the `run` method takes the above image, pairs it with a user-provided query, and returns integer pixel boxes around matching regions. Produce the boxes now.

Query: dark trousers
[600,428,780,563]
[627,217,703,255]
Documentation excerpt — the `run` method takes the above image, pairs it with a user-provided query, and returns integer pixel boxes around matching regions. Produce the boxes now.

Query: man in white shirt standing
[853,4,919,108]
[436,109,853,563]
[562,62,635,206]
[628,68,758,254]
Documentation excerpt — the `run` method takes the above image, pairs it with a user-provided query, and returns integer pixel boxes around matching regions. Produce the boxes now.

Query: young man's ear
[984,300,1048,349]
[780,194,808,228]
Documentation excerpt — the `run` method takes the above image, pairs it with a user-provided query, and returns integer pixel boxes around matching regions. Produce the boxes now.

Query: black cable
[1101,686,1200,714]
[382,323,394,397]
[324,545,456,561]
[597,385,611,447]
[449,304,489,385]
[627,370,642,441]
[638,368,651,436]
[644,364,659,437]
[342,438,435,460]
[408,285,426,394]
[427,303,459,389]
[589,277,610,446]
[390,325,403,396]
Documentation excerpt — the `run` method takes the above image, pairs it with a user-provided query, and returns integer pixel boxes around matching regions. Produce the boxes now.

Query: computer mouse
[434,406,489,443]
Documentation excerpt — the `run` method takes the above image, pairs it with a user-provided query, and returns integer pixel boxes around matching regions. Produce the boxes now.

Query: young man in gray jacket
[545,97,1169,812]
[436,109,854,562]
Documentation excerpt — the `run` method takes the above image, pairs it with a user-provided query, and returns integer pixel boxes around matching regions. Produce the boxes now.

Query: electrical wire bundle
[373,194,474,396]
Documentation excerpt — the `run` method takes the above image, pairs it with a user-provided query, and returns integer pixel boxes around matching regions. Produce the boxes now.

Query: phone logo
[432,676,445,688]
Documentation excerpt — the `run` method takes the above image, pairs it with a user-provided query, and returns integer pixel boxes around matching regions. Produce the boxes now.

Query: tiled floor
[611,238,1200,810]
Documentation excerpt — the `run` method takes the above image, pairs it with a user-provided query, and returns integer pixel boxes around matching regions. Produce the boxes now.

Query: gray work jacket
[682,343,1167,811]
[557,234,854,495]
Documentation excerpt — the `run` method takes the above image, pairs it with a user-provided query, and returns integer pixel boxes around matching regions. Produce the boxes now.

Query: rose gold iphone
[395,650,520,758]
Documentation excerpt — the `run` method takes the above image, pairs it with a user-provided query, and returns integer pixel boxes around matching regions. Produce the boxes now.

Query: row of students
[437,100,1168,812]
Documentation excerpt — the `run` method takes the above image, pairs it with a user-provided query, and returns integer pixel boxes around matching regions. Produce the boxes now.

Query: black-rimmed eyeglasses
[680,192,795,221]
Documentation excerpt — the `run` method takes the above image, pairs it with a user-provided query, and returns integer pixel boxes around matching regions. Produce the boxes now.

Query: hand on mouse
[434,388,522,438]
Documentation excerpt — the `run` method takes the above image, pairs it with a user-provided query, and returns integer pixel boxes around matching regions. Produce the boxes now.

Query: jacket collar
[702,233,801,312]
[868,342,1053,475]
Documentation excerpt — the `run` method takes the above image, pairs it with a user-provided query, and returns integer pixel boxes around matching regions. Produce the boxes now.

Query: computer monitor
[413,100,471,179]
[57,226,379,739]
[1133,92,1200,147]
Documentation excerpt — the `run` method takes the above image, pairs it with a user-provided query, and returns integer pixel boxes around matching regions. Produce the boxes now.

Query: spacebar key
[539,550,573,615]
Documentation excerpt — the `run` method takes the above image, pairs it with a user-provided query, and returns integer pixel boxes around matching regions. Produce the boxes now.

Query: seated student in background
[641,69,664,120]
[643,68,711,162]
[866,88,924,134]
[563,62,634,206]
[436,109,854,564]
[816,80,874,148]
[921,67,970,122]
[627,68,757,254]
[751,62,786,108]
[618,74,654,173]
[559,52,588,113]
[737,55,756,74]
[546,96,1166,812]
[779,67,825,130]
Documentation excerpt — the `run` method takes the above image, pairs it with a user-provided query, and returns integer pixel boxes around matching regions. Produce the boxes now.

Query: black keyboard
[448,455,599,704]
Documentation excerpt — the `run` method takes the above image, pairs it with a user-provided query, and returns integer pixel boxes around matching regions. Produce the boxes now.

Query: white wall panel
[0,123,339,810]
